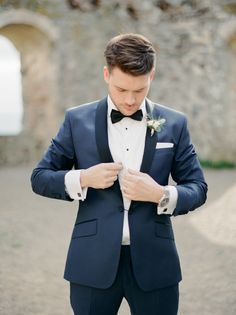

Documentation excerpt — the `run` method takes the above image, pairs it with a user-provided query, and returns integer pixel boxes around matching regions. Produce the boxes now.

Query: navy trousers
[70,246,179,315]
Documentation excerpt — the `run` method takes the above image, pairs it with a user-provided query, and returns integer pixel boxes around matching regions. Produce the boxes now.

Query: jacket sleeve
[171,116,208,216]
[31,110,75,201]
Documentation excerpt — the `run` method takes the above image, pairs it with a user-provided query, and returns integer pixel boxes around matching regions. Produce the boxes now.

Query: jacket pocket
[72,219,97,239]
[155,221,174,240]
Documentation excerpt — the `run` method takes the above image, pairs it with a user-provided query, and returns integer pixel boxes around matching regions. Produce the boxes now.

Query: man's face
[104,66,154,116]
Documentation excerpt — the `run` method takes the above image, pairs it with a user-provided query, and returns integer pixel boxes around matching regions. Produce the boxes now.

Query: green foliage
[0,0,55,17]
[200,159,236,169]
[223,4,236,15]
[0,0,49,10]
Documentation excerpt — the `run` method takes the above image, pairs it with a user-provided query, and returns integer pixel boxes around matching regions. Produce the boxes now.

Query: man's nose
[125,93,135,105]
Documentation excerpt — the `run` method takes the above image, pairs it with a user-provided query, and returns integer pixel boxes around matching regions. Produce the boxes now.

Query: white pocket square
[156,142,174,149]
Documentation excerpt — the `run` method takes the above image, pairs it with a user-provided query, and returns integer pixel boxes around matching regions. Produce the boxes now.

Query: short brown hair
[104,33,156,76]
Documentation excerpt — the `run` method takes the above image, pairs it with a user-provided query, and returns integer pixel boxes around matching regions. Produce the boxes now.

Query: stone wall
[0,8,59,165]
[0,0,235,165]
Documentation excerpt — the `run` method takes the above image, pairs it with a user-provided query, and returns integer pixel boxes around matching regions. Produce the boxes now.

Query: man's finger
[121,177,131,187]
[111,175,118,181]
[105,162,123,170]
[122,172,139,183]
[127,169,142,176]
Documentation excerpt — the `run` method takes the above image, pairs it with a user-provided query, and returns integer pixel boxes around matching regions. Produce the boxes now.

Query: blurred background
[0,1,235,314]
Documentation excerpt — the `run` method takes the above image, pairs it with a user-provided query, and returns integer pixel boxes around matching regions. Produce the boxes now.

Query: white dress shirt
[65,96,178,245]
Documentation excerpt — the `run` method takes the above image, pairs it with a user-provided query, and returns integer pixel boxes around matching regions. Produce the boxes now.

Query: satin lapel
[95,97,113,163]
[139,100,158,174]
[95,97,122,197]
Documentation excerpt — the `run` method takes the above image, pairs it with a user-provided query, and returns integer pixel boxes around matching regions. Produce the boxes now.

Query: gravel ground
[0,167,235,315]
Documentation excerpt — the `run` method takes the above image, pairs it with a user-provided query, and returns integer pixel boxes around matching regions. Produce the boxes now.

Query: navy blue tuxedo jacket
[31,97,207,291]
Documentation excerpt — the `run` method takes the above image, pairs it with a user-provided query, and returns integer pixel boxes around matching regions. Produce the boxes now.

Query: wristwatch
[159,187,170,208]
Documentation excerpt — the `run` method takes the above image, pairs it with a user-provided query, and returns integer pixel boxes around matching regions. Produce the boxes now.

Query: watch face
[159,188,170,208]
[160,198,169,207]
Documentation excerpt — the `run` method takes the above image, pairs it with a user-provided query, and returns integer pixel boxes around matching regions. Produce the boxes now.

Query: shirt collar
[107,95,147,119]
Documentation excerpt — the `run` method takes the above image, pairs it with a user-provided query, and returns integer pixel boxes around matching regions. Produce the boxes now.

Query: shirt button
[126,148,129,151]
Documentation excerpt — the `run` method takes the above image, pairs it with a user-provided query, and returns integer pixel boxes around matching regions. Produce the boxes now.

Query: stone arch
[0,9,59,166]
[218,21,236,161]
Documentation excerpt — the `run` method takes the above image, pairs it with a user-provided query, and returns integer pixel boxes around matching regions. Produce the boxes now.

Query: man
[31,33,207,315]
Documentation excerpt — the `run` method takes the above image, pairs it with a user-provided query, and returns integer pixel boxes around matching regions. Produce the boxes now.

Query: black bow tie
[111,109,143,124]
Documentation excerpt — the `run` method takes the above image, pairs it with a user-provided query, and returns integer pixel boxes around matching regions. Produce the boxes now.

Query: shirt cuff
[157,185,178,215]
[65,170,88,201]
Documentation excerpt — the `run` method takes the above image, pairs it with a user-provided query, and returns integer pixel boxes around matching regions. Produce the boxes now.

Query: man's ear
[150,68,155,81]
[103,66,110,83]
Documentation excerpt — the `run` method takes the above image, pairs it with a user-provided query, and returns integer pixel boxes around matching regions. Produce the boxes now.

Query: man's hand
[80,162,123,189]
[121,169,164,203]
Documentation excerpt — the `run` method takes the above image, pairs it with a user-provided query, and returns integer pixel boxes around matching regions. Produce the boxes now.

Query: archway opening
[0,11,59,166]
[0,35,23,135]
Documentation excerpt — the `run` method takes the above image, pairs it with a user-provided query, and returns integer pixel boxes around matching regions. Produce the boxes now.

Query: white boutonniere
[146,114,166,136]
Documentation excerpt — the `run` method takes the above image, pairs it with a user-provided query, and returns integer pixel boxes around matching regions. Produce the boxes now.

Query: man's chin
[122,107,139,116]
